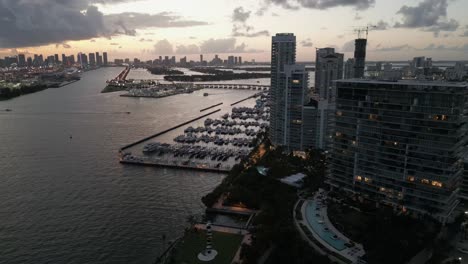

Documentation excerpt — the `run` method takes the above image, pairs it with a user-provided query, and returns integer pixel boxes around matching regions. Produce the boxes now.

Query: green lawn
[171,230,243,264]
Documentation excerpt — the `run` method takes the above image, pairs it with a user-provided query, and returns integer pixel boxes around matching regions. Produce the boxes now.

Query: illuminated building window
[364,177,372,183]
[292,80,300,84]
[292,119,303,124]
[407,176,415,182]
[356,176,362,181]
[431,181,443,187]
[369,114,378,120]
[421,179,430,184]
[336,132,342,137]
[337,111,343,116]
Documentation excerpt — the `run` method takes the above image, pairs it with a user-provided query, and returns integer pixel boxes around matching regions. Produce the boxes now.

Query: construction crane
[353,25,377,39]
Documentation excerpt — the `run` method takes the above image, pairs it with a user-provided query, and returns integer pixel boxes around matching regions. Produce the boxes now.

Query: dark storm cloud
[395,0,459,35]
[0,0,208,48]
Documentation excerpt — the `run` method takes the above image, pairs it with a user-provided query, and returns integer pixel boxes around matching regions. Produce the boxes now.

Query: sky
[1,0,468,62]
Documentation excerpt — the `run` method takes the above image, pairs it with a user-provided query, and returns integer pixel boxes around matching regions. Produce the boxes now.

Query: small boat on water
[4,109,12,112]
[203,93,209,97]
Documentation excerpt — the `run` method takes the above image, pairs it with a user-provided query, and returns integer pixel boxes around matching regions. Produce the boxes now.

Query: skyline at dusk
[1,0,468,61]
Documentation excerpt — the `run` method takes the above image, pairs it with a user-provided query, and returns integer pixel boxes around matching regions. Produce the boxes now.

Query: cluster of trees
[201,135,330,263]
[0,84,47,100]
[147,67,184,75]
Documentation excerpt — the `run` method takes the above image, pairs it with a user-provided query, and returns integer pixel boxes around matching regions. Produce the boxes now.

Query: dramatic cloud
[231,6,269,38]
[423,19,459,37]
[395,0,459,35]
[232,25,270,38]
[139,38,153,42]
[341,40,355,52]
[0,0,208,48]
[176,44,200,54]
[261,0,375,11]
[104,12,209,35]
[56,43,72,49]
[232,7,251,23]
[373,20,390,30]
[153,39,174,54]
[300,39,313,47]
[373,44,413,52]
[200,38,262,53]
[421,43,468,52]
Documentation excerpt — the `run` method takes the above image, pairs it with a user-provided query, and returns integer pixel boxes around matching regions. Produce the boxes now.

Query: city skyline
[1,0,468,62]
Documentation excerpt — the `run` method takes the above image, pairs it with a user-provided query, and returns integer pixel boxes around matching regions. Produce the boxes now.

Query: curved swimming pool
[304,200,346,251]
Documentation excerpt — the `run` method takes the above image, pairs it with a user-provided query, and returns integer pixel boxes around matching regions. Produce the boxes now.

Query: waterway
[0,67,263,264]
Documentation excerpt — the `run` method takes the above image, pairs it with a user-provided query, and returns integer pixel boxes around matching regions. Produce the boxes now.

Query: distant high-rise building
[227,56,234,65]
[89,53,96,65]
[103,52,108,65]
[200,54,203,63]
[239,56,242,65]
[424,58,433,68]
[62,54,67,65]
[269,33,298,149]
[26,57,32,67]
[234,56,238,65]
[329,79,468,223]
[412,56,425,68]
[383,62,392,71]
[344,59,355,79]
[54,54,59,64]
[81,53,88,65]
[47,55,55,65]
[68,55,75,65]
[18,54,26,67]
[353,38,367,78]
[375,62,382,71]
[314,47,343,101]
[96,52,103,65]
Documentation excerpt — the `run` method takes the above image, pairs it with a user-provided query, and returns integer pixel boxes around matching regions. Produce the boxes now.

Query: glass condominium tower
[269,33,297,148]
[329,79,468,223]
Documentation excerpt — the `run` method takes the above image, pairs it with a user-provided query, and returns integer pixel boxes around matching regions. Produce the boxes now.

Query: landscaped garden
[170,230,243,264]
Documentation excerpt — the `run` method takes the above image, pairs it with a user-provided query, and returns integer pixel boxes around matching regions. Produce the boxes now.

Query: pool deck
[294,189,366,264]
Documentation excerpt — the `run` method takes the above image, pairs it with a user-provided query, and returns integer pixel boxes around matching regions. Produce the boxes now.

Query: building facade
[353,39,367,78]
[315,48,344,101]
[328,80,468,223]
[269,33,297,147]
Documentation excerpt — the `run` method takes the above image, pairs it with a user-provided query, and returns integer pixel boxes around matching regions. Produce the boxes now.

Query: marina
[120,91,270,172]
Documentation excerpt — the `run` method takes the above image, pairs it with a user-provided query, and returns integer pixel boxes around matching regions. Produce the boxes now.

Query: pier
[114,67,130,82]
[200,103,223,112]
[119,109,221,151]
[194,84,269,91]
